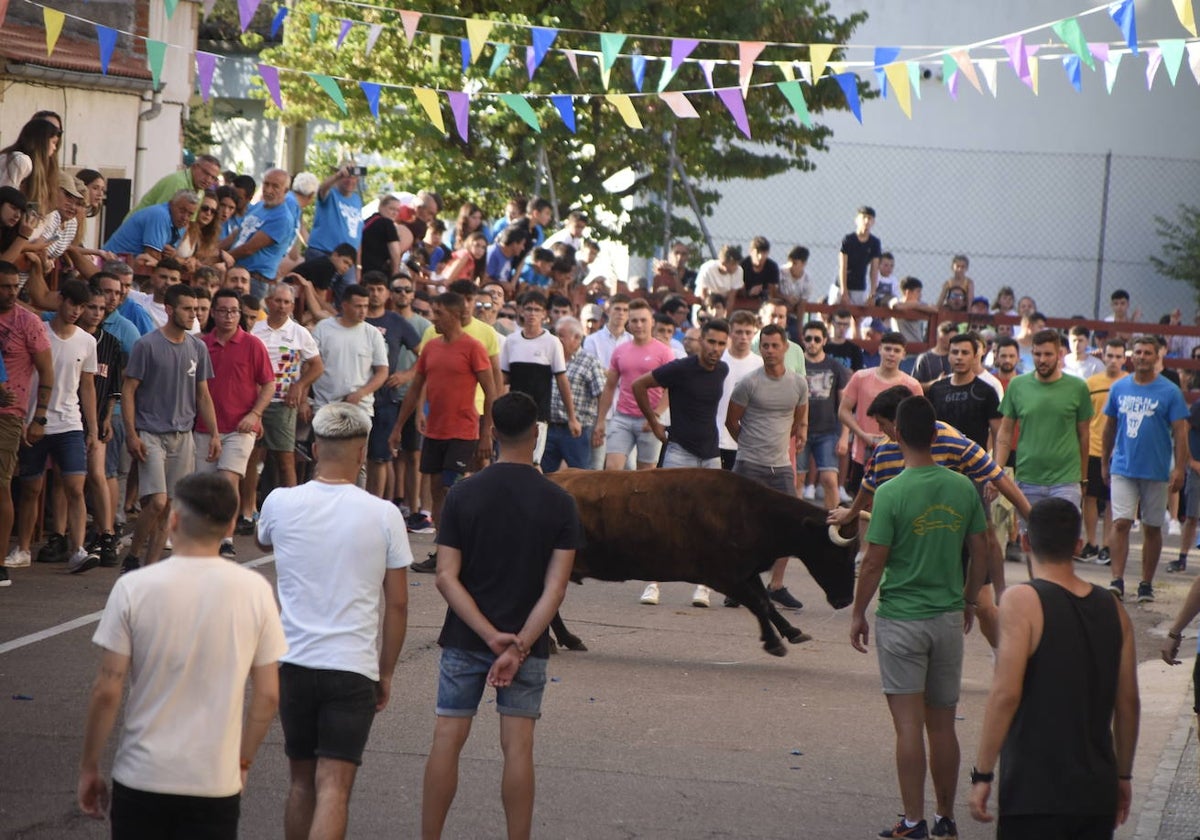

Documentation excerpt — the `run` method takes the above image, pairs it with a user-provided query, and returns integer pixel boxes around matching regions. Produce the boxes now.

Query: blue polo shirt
[102,310,142,355]
[232,201,294,279]
[103,203,183,255]
[117,298,156,336]
[485,244,514,284]
[307,188,362,253]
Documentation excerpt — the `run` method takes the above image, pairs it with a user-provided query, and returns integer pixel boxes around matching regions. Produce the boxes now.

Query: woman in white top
[0,118,60,213]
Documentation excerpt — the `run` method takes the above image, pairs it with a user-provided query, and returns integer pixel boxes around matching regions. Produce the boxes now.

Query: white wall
[135,0,197,196]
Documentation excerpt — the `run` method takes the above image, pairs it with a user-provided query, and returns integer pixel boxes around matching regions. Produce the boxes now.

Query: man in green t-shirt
[850,395,988,840]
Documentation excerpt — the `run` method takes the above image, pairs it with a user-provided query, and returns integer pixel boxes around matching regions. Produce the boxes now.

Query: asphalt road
[0,529,1193,839]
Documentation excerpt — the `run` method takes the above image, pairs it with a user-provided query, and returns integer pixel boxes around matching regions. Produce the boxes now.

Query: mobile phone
[348,166,367,177]
[26,202,39,213]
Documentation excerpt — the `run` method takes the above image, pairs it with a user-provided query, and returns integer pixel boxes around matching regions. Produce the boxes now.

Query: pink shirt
[843,368,922,463]
[0,305,50,418]
[611,339,675,417]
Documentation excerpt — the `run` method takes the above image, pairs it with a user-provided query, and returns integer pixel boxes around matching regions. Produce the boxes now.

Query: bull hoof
[558,635,588,652]
[785,628,813,644]
[764,641,788,657]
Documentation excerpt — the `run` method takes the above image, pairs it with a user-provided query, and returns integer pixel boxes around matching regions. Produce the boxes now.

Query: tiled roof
[0,21,152,81]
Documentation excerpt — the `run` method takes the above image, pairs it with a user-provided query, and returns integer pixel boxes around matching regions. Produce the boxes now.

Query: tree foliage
[248,0,869,256]
[1151,204,1200,305]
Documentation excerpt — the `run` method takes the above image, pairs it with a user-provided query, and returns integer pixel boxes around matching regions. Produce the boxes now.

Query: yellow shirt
[420,317,499,415]
[1085,370,1126,457]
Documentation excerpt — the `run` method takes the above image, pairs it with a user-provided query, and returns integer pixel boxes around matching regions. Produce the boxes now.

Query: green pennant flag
[488,42,511,76]
[310,73,348,113]
[1051,17,1095,70]
[941,54,956,86]
[599,33,626,73]
[309,13,319,42]
[499,93,541,132]
[146,39,167,88]
[775,80,811,127]
[656,58,677,92]
[163,0,179,19]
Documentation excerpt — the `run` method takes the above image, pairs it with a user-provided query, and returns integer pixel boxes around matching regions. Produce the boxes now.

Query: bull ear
[828,524,854,547]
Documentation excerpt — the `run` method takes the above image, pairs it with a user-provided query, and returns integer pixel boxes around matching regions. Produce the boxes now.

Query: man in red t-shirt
[393,291,495,552]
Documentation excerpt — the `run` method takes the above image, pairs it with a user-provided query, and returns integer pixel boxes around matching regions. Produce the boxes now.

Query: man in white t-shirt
[716,310,765,470]
[257,402,412,840]
[694,245,744,306]
[125,259,184,330]
[78,473,286,837]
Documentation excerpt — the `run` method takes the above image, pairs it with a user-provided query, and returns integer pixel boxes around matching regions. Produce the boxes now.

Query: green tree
[1151,204,1200,305]
[252,0,868,256]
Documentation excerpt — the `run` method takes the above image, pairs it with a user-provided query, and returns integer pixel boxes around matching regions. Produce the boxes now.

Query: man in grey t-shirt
[724,324,810,611]
[310,284,388,418]
[122,285,218,573]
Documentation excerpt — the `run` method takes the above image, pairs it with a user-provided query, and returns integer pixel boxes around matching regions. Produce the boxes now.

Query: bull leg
[744,576,812,646]
[723,579,787,657]
[549,611,587,652]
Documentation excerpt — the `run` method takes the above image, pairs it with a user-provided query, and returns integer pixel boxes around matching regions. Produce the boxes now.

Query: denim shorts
[18,429,87,477]
[1016,481,1081,532]
[368,400,399,463]
[796,431,839,473]
[661,441,720,469]
[105,411,126,478]
[605,412,662,465]
[279,663,378,765]
[435,647,548,719]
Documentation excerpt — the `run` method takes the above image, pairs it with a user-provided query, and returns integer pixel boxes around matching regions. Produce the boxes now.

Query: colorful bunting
[1063,55,1083,91]
[1159,39,1186,84]
[429,34,443,68]
[96,25,118,76]
[43,7,64,56]
[873,46,901,97]
[550,95,576,132]
[238,0,261,33]
[196,52,217,103]
[530,28,558,77]
[499,94,542,132]
[564,50,579,77]
[907,61,922,100]
[447,91,470,141]
[269,6,288,39]
[1189,42,1200,84]
[950,50,982,92]
[399,11,421,45]
[1026,46,1040,93]
[1089,42,1110,64]
[1109,0,1138,55]
[606,94,642,129]
[257,63,282,109]
[1104,53,1123,92]
[777,61,796,82]
[670,39,699,72]
[1052,17,1095,70]
[775,80,811,127]
[308,13,318,42]
[1172,0,1197,36]
[464,19,493,63]
[941,55,955,89]
[1002,35,1028,81]
[882,63,912,117]
[337,20,353,50]
[311,73,347,113]
[488,43,511,77]
[832,72,861,123]
[146,40,166,89]
[1145,46,1163,88]
[738,41,766,96]
[946,68,960,100]
[359,81,381,119]
[202,0,217,18]
[365,24,384,57]
[658,91,699,119]
[631,54,647,91]
[809,44,833,81]
[164,0,179,20]
[599,34,626,73]
[978,58,999,97]
[460,38,470,73]
[716,88,751,138]
[413,88,445,133]
[699,59,716,90]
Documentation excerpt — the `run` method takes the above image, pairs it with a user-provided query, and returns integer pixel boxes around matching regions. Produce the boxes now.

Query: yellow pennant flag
[810,44,834,81]
[413,88,446,133]
[1028,54,1040,95]
[464,19,493,63]
[883,62,912,118]
[777,61,795,82]
[429,34,443,68]
[827,61,846,75]
[44,7,65,56]
[605,94,642,129]
[1174,0,1197,36]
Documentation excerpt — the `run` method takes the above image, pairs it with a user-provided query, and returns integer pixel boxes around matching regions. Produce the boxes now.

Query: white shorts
[193,431,257,478]
[1110,475,1168,525]
[533,421,548,465]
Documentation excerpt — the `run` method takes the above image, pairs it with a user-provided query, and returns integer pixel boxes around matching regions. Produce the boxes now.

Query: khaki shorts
[0,415,24,484]
[260,402,297,453]
[139,431,195,498]
[875,612,964,708]
[193,431,256,477]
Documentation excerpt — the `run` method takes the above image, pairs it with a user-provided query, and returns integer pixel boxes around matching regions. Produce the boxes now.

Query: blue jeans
[542,422,593,473]
[436,647,547,719]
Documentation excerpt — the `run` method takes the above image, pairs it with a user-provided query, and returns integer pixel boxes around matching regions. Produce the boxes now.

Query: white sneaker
[838,487,853,504]
[1131,520,1141,533]
[4,548,30,568]
[639,582,660,605]
[801,485,816,500]
[1169,519,1182,536]
[164,537,173,550]
[691,585,710,607]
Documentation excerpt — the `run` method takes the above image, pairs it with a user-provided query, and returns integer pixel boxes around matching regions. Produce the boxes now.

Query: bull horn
[828,523,854,547]
[858,511,871,521]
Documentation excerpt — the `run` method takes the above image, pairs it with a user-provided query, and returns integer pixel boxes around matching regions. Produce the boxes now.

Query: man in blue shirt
[485,227,528,298]
[103,191,196,262]
[102,262,156,337]
[224,169,293,299]
[91,272,141,355]
[306,163,363,285]
[1102,334,1189,603]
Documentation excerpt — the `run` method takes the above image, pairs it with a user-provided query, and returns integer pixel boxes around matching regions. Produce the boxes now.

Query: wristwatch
[31,416,47,426]
[970,767,994,784]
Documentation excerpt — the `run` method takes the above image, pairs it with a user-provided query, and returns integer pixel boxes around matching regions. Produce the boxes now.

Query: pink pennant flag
[336,19,352,49]
[671,38,699,71]
[196,51,218,104]
[1088,42,1110,64]
[1002,35,1028,80]
[950,50,981,93]
[699,59,716,89]
[658,91,699,118]
[1188,42,1200,85]
[716,88,751,138]
[1145,46,1163,87]
[564,49,579,77]
[258,63,283,109]
[738,41,766,95]
[399,10,421,45]
[446,91,470,142]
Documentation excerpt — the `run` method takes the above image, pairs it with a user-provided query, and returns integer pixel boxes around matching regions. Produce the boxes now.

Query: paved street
[0,529,1197,838]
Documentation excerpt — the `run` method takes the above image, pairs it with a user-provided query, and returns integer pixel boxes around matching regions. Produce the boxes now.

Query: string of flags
[26,0,1200,142]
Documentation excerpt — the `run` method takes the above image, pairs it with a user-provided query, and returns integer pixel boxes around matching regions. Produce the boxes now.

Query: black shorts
[111,780,240,840]
[396,412,420,453]
[846,459,865,495]
[997,813,1115,839]
[420,437,476,476]
[1193,655,1200,714]
[719,448,737,471]
[1086,456,1110,501]
[279,663,378,766]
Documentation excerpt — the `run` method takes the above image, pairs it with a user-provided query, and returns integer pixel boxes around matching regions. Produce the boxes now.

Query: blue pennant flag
[269,6,288,39]
[359,81,381,119]
[833,72,862,123]
[550,95,576,133]
[530,27,558,76]
[631,54,646,91]
[96,25,118,75]
[1108,0,1138,55]
[873,46,900,98]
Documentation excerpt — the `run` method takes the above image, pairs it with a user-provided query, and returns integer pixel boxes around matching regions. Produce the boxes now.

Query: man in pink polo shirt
[194,288,274,559]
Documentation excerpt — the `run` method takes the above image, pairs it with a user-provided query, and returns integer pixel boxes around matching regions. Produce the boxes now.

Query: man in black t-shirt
[826,308,865,372]
[360,195,403,277]
[928,332,1001,450]
[741,236,780,301]
[838,205,882,305]
[422,393,580,840]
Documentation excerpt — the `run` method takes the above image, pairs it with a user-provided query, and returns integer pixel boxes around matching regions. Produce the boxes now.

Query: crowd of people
[2,108,1199,837]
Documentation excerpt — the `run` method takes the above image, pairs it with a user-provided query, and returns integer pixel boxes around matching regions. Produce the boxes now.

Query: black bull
[547,469,858,657]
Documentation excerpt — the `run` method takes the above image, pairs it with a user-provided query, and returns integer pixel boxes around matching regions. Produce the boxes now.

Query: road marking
[0,554,276,656]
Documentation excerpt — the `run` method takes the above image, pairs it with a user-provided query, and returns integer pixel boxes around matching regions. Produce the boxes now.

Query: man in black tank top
[969,498,1138,838]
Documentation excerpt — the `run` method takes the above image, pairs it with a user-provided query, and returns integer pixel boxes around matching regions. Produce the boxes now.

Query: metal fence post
[1092,150,1113,319]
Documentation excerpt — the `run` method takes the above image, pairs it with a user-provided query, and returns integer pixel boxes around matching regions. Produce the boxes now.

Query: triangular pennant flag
[947,69,960,100]
[429,34,443,68]
[1063,55,1083,91]
[606,94,642,129]
[460,38,471,73]
[531,27,557,76]
[195,51,217,103]
[1088,42,1110,64]
[270,6,288,39]
[238,0,262,33]
[526,46,536,80]
[564,49,579,77]
[488,43,511,77]
[550,95,576,133]
[950,50,982,92]
[600,58,613,91]
[778,61,795,82]
[499,94,542,133]
[1002,35,1028,81]
[1109,0,1138,54]
[716,88,751,139]
[1188,42,1200,84]
[810,44,833,80]
[43,8,64,56]
[599,34,626,73]
[1026,47,1040,93]
[413,88,445,133]
[797,61,812,84]
[907,61,922,99]
[1145,46,1162,88]
[258,63,282,109]
[1052,17,1095,70]
[309,13,318,42]
[1159,39,1186,84]
[671,38,699,72]
[164,0,179,19]
[1105,53,1123,92]
[446,91,470,142]
[1173,0,1197,36]
[365,23,383,57]
[202,0,217,18]
[775,80,811,127]
[832,72,861,122]
[941,55,955,88]
[310,73,347,113]
[883,63,912,117]
[146,40,167,89]
[337,19,353,50]
[96,25,118,75]
[699,59,716,90]
[738,41,766,96]
[978,58,998,96]
[464,19,493,63]
[873,46,901,98]
[631,54,647,91]
[399,11,421,45]
[659,91,699,118]
[359,81,381,119]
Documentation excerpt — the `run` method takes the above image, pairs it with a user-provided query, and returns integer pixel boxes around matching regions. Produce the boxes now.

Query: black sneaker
[220,540,237,560]
[234,516,257,537]
[1097,546,1111,565]
[407,512,436,534]
[1004,541,1023,564]
[723,595,740,608]
[930,815,957,839]
[879,817,928,838]
[1167,559,1188,573]
[1076,543,1098,561]
[1108,578,1124,600]
[35,533,69,564]
[1136,581,1155,603]
[97,533,119,568]
[767,586,804,610]
[120,554,141,575]
[0,567,10,587]
[411,552,437,574]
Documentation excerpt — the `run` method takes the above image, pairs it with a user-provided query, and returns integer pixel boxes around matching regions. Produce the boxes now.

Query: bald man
[223,168,294,298]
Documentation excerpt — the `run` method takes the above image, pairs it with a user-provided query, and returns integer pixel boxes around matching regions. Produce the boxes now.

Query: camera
[346,166,367,177]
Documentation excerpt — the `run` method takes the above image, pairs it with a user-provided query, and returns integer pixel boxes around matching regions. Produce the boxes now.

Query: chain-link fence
[685,142,1200,324]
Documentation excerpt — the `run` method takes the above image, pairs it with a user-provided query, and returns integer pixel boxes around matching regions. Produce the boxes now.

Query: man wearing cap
[580,303,604,335]
[307,163,364,287]
[860,318,888,369]
[838,206,882,305]
[131,154,222,215]
[23,178,85,273]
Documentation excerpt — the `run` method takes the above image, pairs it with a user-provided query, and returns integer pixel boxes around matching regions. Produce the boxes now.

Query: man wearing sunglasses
[388,274,431,530]
[798,320,851,508]
[131,154,222,216]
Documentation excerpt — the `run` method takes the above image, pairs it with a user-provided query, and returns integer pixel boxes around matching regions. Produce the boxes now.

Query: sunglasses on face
[391,286,413,293]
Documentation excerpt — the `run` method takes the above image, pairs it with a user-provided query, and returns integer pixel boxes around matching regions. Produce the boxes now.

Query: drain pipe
[134,88,163,199]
